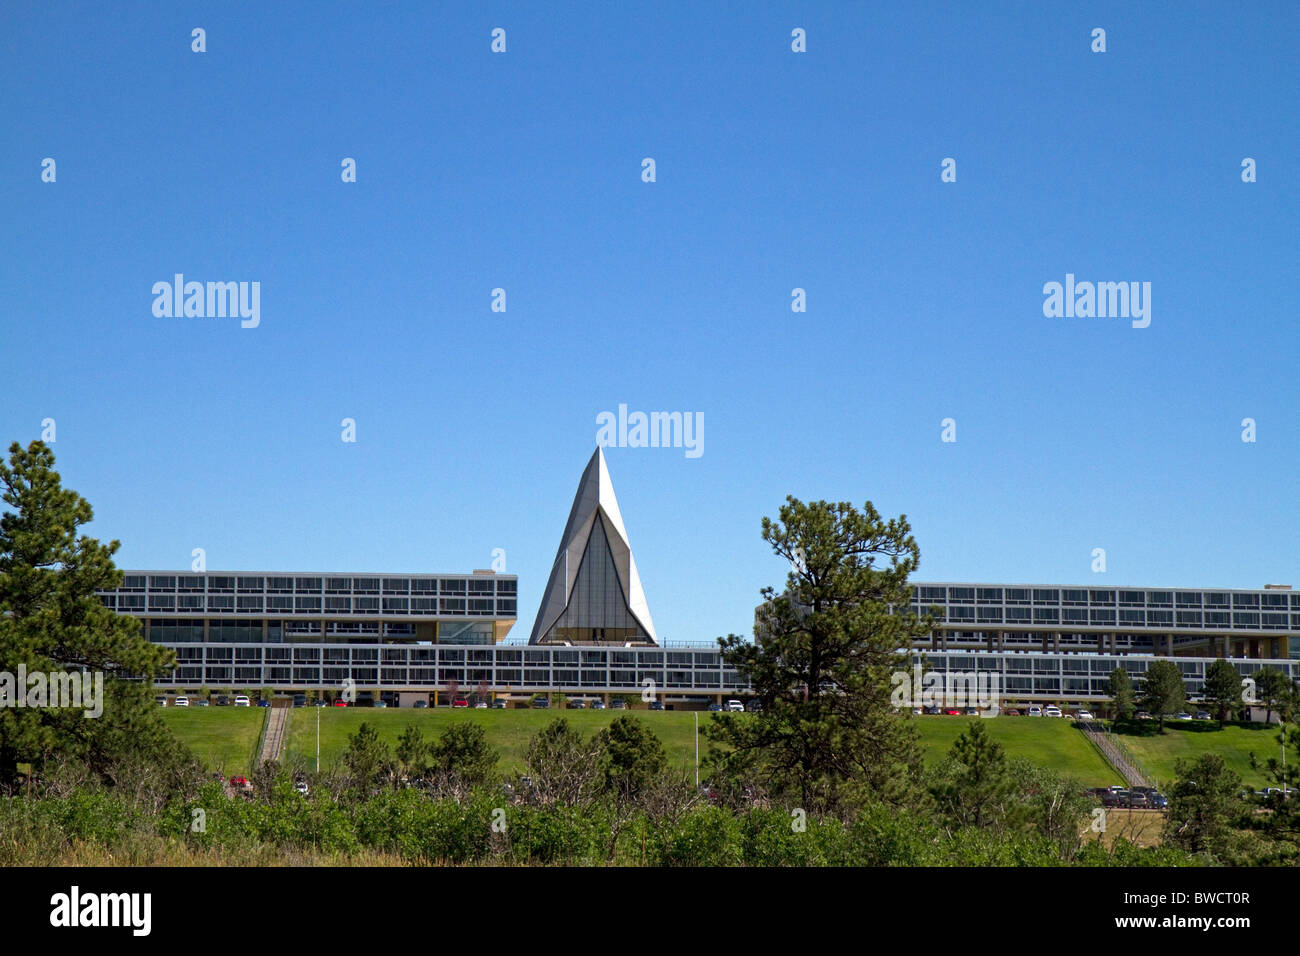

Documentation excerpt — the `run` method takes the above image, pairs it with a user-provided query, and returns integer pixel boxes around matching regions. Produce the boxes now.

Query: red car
[943,708,960,716]
[332,699,348,707]
[451,697,469,708]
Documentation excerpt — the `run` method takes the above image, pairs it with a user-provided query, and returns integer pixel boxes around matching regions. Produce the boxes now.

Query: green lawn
[915,716,1122,785]
[161,707,266,775]
[282,708,708,774]
[170,706,1269,790]
[1113,721,1283,789]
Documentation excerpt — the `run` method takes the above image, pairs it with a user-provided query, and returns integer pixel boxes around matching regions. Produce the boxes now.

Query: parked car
[233,695,250,707]
[451,697,469,708]
[610,699,627,710]
[963,707,979,716]
[943,708,960,716]
[195,699,209,706]
[216,695,231,706]
[155,696,167,706]
[1135,711,1153,720]
[708,702,723,712]
[1174,712,1193,721]
[746,700,763,712]
[373,700,388,708]
[726,700,745,712]
[174,696,189,707]
[474,701,488,709]
[1043,705,1063,718]
[414,700,429,708]
[533,697,551,709]
[490,699,506,709]
[1027,705,1042,716]
[1194,711,1213,721]
[590,700,605,710]
[332,699,348,707]
[649,700,665,711]
[292,694,307,707]
[257,699,271,707]
[1132,787,1168,809]
[568,699,586,709]
[1004,708,1021,716]
[923,704,941,715]
[1075,710,1095,721]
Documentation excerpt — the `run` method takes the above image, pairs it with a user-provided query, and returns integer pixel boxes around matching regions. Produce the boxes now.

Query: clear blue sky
[2,2,1297,644]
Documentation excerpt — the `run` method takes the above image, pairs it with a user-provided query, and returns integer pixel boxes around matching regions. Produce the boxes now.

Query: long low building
[93,572,1299,706]
[904,581,1300,661]
[92,451,1300,705]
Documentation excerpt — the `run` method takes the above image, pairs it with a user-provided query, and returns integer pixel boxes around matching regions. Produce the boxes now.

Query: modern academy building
[97,449,1300,705]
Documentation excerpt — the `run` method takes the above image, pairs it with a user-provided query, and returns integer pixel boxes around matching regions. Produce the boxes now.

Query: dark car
[257,699,271,707]
[708,702,723,712]
[292,694,307,707]
[533,698,551,709]
[216,696,231,707]
[649,701,665,711]
[413,700,429,708]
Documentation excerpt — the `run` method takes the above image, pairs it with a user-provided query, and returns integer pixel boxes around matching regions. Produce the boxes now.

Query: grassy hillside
[161,707,266,775]
[916,716,1121,785]
[282,708,706,774]
[1115,720,1282,789]
[169,707,1121,785]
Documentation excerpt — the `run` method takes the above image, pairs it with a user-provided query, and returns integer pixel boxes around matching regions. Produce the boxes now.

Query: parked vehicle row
[1091,786,1168,809]
[162,692,763,711]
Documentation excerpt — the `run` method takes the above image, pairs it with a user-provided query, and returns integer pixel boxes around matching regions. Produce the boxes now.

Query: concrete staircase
[258,704,289,765]
[1079,721,1150,787]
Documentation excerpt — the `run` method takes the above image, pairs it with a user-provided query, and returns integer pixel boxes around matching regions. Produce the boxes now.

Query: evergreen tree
[0,440,179,786]
[708,497,928,813]
[1140,660,1185,733]
[1108,667,1135,721]
[1203,659,1242,728]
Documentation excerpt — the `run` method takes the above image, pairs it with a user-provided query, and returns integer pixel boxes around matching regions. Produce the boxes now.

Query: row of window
[912,586,1296,608]
[917,605,1296,629]
[162,667,746,688]
[112,575,516,595]
[103,594,515,616]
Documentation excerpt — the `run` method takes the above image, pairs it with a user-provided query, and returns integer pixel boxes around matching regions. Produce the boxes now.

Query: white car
[233,695,251,707]
[726,700,745,712]
[1044,706,1063,718]
[1075,711,1094,721]
[173,696,189,707]
[1027,705,1043,716]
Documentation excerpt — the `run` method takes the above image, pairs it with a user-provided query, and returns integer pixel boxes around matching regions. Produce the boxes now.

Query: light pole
[694,712,699,788]
[316,704,320,774]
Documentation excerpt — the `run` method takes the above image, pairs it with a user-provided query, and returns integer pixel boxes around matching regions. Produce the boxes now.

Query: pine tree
[0,440,178,786]
[707,496,928,814]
